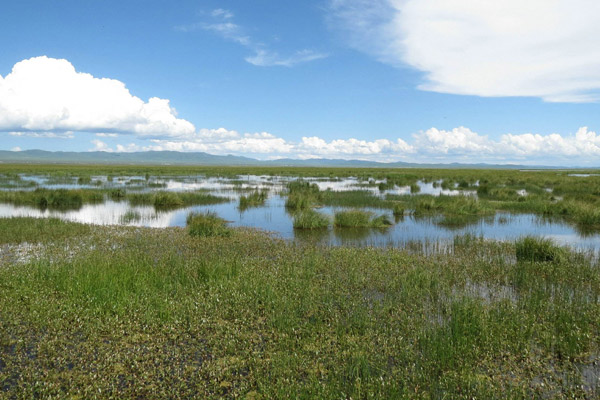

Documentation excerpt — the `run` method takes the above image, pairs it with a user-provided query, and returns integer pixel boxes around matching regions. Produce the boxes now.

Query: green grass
[515,236,566,263]
[334,210,393,228]
[0,217,92,244]
[127,191,229,209]
[293,209,330,229]
[0,188,104,209]
[120,209,142,224]
[320,190,392,208]
[392,203,404,216]
[0,217,598,398]
[239,189,268,210]
[187,211,232,237]
[285,180,322,210]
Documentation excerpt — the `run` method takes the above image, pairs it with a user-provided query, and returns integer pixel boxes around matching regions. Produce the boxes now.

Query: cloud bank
[329,0,600,102]
[90,126,600,166]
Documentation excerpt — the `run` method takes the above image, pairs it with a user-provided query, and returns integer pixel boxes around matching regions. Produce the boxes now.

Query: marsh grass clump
[319,190,391,209]
[334,210,392,228]
[152,191,184,208]
[239,189,268,210]
[120,210,142,224]
[414,195,489,217]
[127,191,227,209]
[186,211,232,237]
[515,236,566,263]
[77,175,92,185]
[293,209,329,229]
[370,214,393,227]
[109,188,126,200]
[285,180,321,210]
[392,203,404,217]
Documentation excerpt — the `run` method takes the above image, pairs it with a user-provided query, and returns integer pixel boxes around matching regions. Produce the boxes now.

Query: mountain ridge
[0,149,583,169]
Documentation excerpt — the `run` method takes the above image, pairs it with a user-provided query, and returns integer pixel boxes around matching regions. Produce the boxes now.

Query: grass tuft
[293,209,329,229]
[334,210,392,228]
[515,236,566,263]
[187,211,232,237]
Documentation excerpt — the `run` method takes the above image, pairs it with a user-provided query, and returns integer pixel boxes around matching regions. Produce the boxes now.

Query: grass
[127,191,229,209]
[120,209,142,224]
[0,217,598,398]
[187,211,232,237]
[0,217,92,244]
[0,188,104,209]
[285,180,321,210]
[239,189,268,210]
[334,210,393,228]
[293,209,329,229]
[320,190,392,208]
[515,236,566,263]
[392,203,404,217]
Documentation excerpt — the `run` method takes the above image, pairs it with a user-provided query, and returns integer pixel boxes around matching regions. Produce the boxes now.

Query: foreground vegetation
[1,217,599,398]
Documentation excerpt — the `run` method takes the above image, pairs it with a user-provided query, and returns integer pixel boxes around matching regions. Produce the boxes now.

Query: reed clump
[293,209,330,229]
[515,236,566,263]
[239,189,268,210]
[334,210,392,228]
[186,211,232,237]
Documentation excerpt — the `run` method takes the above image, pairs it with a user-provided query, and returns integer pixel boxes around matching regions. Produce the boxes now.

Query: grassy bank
[1,218,598,398]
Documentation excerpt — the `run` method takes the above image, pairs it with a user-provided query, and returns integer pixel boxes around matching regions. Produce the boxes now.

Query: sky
[1,0,600,166]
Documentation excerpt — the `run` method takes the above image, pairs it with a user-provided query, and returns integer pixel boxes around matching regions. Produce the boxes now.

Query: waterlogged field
[1,165,600,252]
[1,165,600,398]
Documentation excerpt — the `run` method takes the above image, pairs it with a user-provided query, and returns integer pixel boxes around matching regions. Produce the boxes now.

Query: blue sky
[1,0,600,165]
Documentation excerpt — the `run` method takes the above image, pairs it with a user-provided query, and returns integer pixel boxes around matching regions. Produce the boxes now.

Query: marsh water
[2,174,599,253]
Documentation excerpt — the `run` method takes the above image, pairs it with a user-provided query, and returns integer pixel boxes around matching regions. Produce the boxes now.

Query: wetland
[1,164,600,398]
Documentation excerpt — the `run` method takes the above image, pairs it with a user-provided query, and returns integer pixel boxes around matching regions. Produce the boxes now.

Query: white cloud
[0,56,195,136]
[178,9,327,67]
[245,49,328,67]
[411,126,600,163]
[11,147,21,152]
[499,127,600,157]
[145,129,294,155]
[329,0,600,102]
[299,136,413,157]
[211,9,233,20]
[91,139,112,152]
[413,127,494,155]
[96,133,119,138]
[81,124,600,165]
[8,131,74,139]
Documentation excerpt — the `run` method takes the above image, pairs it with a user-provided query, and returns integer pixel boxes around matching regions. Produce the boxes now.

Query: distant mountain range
[0,149,574,169]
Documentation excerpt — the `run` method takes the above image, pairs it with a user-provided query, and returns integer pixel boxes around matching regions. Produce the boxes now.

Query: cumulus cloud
[0,56,195,136]
[144,129,294,155]
[413,127,494,155]
[329,0,600,102]
[91,139,112,152]
[411,126,600,163]
[178,9,327,67]
[299,136,413,157]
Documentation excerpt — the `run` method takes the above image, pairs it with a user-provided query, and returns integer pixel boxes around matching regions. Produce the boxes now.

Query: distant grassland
[0,217,599,398]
